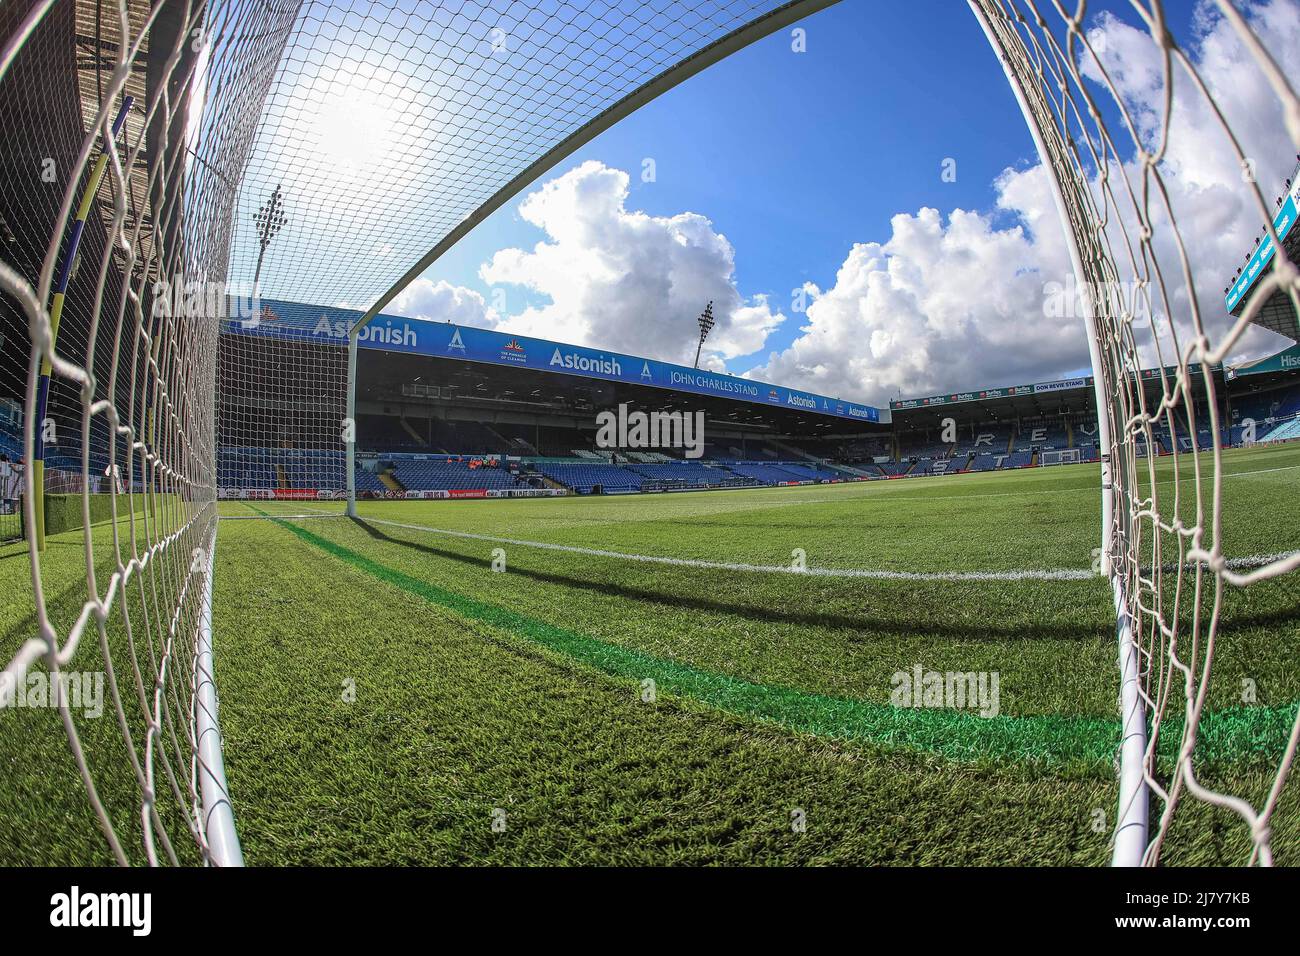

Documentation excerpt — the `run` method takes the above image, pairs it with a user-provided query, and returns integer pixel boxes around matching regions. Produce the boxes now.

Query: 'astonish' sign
[224,298,881,425]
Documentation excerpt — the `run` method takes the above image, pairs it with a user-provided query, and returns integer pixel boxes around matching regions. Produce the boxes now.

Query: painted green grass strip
[266,514,1297,770]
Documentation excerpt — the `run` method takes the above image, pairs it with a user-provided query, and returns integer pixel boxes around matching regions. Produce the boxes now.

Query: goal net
[1040,448,1081,466]
[215,305,348,503]
[0,0,845,865]
[2,0,1297,869]
[0,0,299,864]
[971,0,1300,865]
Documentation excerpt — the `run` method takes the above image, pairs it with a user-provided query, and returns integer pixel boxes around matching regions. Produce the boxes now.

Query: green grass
[3,444,1299,864]
[0,500,210,865]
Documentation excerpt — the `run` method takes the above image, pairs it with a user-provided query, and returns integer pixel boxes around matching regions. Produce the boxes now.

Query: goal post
[971,0,1300,866]
[345,331,358,518]
[4,0,1298,870]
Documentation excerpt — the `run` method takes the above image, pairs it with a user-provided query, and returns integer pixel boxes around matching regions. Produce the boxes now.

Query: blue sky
[239,0,1300,405]
[420,0,1044,375]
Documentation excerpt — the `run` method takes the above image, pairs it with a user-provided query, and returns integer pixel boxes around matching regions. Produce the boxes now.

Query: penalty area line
[362,517,1097,582]
[355,518,1297,582]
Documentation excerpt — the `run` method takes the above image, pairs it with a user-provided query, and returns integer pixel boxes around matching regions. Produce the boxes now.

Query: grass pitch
[3,444,1299,864]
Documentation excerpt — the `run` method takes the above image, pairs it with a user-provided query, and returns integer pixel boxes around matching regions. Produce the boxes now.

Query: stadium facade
[1225,156,1300,342]
[207,298,1300,503]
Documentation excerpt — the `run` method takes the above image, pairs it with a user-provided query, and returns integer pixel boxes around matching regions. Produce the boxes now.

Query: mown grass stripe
[260,513,1298,770]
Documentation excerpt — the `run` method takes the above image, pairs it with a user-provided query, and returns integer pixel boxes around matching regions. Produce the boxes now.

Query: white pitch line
[364,516,1300,582]
[1226,551,1300,569]
[363,516,1097,581]
[777,462,1300,507]
[226,458,1300,582]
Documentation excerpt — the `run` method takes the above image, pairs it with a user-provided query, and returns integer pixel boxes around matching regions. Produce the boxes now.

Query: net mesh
[4,0,1298,867]
[0,0,826,865]
[216,312,348,500]
[972,0,1300,865]
[228,0,820,310]
[0,0,300,864]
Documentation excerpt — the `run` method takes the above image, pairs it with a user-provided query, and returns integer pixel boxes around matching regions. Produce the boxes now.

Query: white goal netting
[0,0,840,865]
[0,0,296,864]
[972,0,1300,865]
[2,0,1298,867]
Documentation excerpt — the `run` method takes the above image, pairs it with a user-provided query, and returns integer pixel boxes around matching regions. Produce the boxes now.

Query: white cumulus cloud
[478,160,785,368]
[747,0,1300,406]
[388,278,499,327]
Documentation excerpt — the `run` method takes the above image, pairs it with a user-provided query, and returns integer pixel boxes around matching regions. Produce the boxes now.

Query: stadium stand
[897,435,955,460]
[1261,417,1300,442]
[966,453,1002,472]
[528,425,599,457]
[1229,384,1300,444]
[1232,384,1300,423]
[353,468,388,493]
[626,461,731,487]
[218,447,344,490]
[534,462,644,494]
[954,424,1015,456]
[391,459,519,490]
[776,462,842,481]
[357,414,417,451]
[876,461,914,477]
[722,461,809,484]
[154,337,1300,506]
[219,448,277,490]
[1013,418,1070,451]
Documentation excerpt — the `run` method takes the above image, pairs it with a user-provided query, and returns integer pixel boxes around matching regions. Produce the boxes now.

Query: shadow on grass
[348,517,1114,642]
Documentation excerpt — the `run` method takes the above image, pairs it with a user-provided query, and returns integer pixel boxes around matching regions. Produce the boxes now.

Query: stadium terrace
[223,298,879,426]
[3,0,1300,881]
[200,297,1300,501]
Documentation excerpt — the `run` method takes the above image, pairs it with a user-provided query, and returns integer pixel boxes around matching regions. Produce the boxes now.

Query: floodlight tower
[692,301,715,369]
[252,184,288,291]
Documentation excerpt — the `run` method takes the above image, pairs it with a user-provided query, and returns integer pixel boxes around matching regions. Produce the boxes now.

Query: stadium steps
[379,470,406,493]
[770,437,836,467]
[1261,417,1300,442]
[275,463,286,489]
[398,417,424,445]
[770,437,863,478]
[482,423,516,453]
[827,461,875,478]
[539,471,578,492]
